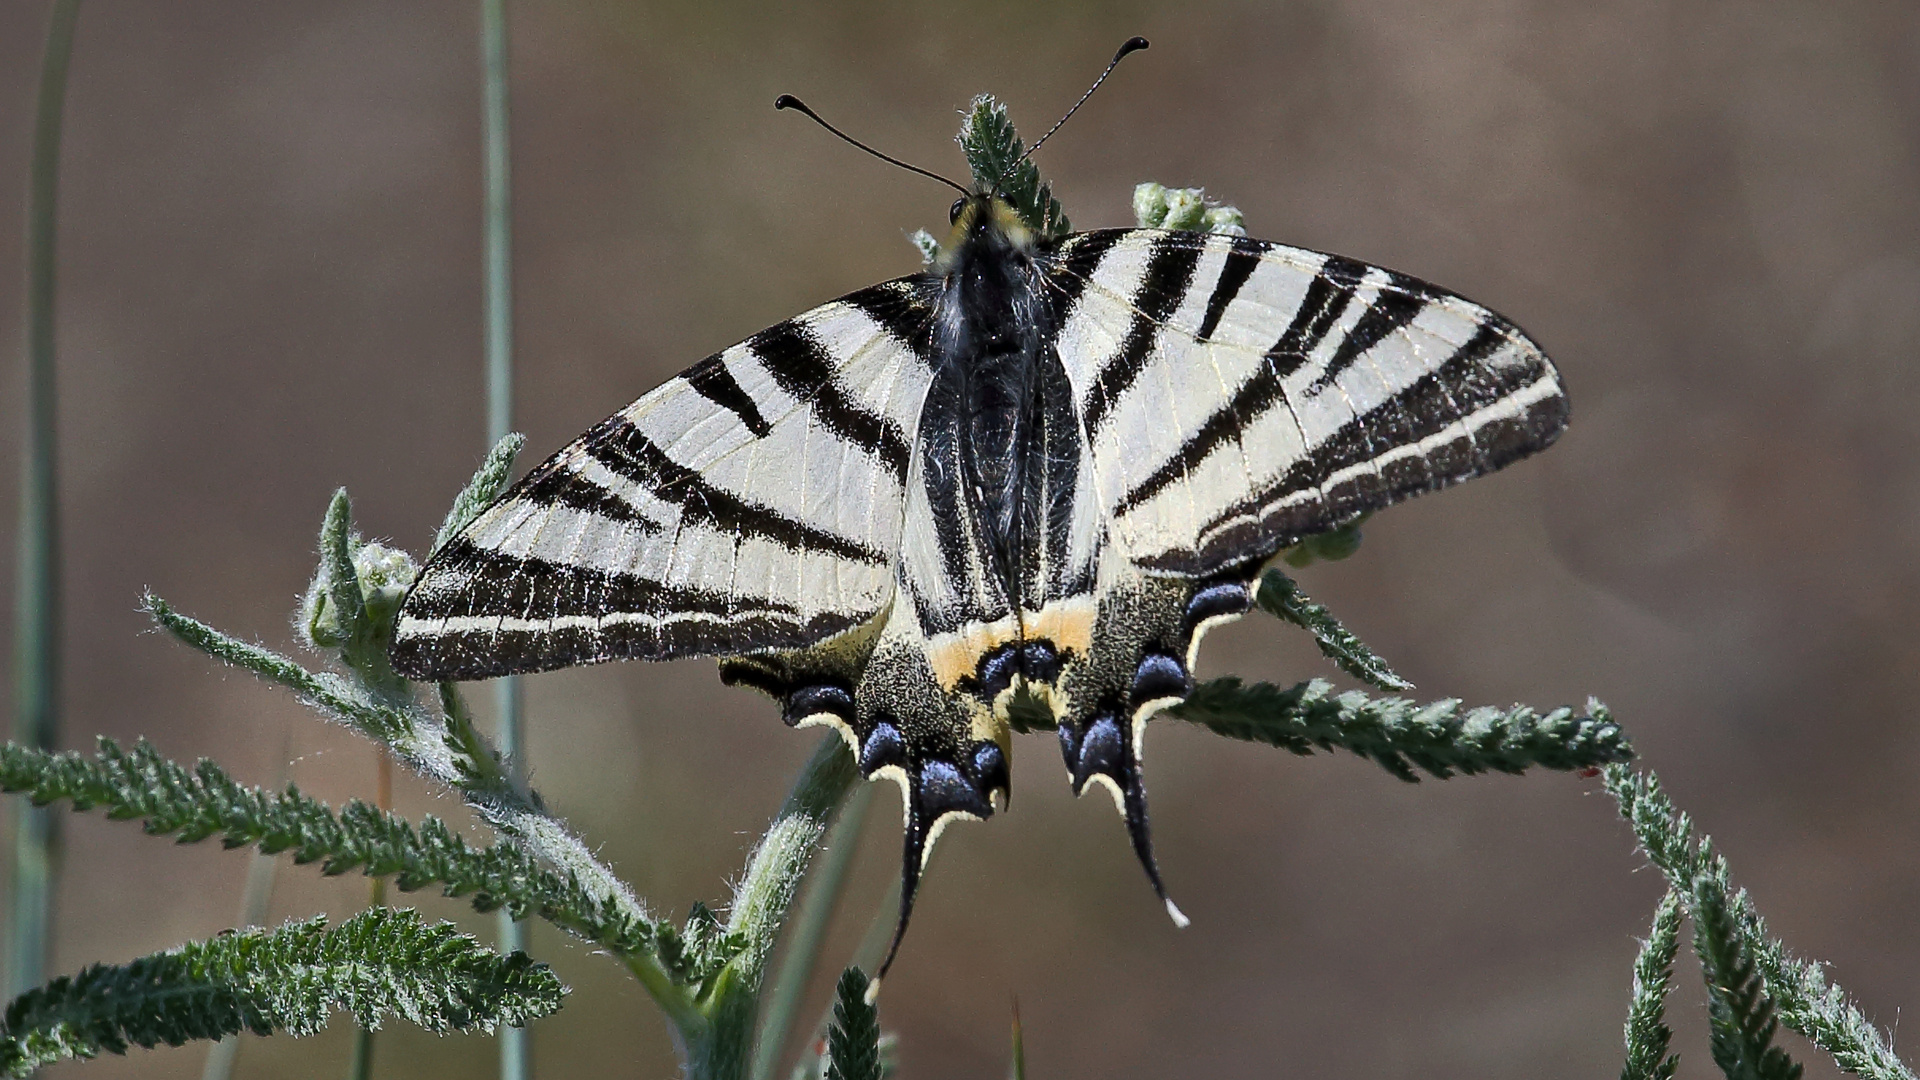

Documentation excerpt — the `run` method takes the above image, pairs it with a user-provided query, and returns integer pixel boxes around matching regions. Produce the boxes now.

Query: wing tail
[1056,557,1258,926]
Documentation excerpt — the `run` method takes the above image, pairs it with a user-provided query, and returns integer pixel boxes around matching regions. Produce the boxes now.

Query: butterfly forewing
[390,278,940,681]
[1044,229,1567,576]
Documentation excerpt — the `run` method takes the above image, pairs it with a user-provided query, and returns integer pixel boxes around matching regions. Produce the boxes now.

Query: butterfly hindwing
[390,278,940,680]
[1044,228,1568,576]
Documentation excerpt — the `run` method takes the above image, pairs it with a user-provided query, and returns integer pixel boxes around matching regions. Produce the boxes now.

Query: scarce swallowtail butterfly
[389,39,1569,985]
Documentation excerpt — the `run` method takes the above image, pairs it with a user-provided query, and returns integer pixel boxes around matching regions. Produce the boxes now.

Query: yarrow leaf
[957,95,1069,240]
[825,968,881,1080]
[0,737,667,960]
[1255,567,1410,691]
[0,908,563,1076]
[1173,677,1629,781]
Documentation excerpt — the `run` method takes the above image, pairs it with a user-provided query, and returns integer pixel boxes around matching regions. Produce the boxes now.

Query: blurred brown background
[1,1,1917,1077]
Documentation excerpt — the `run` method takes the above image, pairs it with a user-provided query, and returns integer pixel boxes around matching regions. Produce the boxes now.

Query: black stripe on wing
[1078,237,1205,435]
[683,354,774,438]
[1109,251,1364,517]
[587,416,890,566]
[1194,237,1263,342]
[388,539,874,679]
[1303,279,1427,395]
[749,320,914,482]
[1046,229,1567,577]
[1137,319,1565,574]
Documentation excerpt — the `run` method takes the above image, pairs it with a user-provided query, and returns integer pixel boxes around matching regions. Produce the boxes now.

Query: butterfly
[388,40,1568,983]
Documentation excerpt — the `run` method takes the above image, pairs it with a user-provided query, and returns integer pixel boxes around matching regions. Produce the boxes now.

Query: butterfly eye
[950,197,967,224]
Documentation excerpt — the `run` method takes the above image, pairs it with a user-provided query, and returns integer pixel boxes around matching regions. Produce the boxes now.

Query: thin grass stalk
[479,1,527,1077]
[749,783,872,1080]
[10,0,82,1007]
[345,753,394,1080]
[199,733,290,1080]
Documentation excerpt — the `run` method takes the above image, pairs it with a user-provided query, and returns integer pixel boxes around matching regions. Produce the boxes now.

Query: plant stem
[10,0,81,1006]
[749,782,872,1080]
[200,734,289,1080]
[479,0,526,1076]
[687,735,859,1080]
[346,753,394,1080]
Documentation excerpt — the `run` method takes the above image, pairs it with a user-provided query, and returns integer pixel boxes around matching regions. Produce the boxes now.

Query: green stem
[479,1,524,1076]
[11,0,81,1006]
[346,756,393,1080]
[749,782,872,1080]
[200,735,288,1080]
[346,1026,376,1080]
[687,736,859,1080]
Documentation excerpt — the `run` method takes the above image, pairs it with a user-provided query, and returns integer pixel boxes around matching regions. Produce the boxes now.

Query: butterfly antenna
[993,35,1149,193]
[775,94,970,196]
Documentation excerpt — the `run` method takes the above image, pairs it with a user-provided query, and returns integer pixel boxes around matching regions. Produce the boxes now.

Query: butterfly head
[933,193,1034,276]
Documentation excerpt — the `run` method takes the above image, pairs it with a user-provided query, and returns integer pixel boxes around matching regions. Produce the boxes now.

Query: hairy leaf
[958,95,1068,240]
[1174,678,1629,781]
[825,968,880,1080]
[0,909,562,1076]
[1621,890,1684,1080]
[1606,767,1915,1080]
[432,433,525,555]
[0,738,665,959]
[1255,567,1409,691]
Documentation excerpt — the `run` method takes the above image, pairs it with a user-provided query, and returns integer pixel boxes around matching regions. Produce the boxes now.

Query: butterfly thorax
[917,194,1077,639]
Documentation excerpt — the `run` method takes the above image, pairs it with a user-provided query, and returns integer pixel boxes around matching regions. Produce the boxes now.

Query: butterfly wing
[1046,228,1568,575]
[1032,227,1568,920]
[390,278,939,681]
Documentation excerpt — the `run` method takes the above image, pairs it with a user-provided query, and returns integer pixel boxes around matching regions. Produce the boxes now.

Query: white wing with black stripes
[387,196,1568,991]
[389,279,938,681]
[1043,228,1566,576]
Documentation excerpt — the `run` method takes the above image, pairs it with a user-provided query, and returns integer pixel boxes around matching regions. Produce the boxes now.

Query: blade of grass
[479,0,526,1077]
[199,731,290,1080]
[346,753,394,1080]
[10,0,82,1006]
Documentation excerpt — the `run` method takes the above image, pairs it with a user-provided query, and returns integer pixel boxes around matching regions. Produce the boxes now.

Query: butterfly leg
[1055,560,1258,926]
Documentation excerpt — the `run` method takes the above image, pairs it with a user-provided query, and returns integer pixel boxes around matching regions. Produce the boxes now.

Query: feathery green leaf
[824,969,880,1080]
[1621,890,1683,1080]
[319,489,364,646]
[958,96,1069,240]
[0,908,563,1076]
[1691,851,1802,1080]
[1605,766,1915,1080]
[146,594,416,750]
[1174,677,1628,781]
[433,433,525,555]
[1254,567,1409,691]
[0,738,665,959]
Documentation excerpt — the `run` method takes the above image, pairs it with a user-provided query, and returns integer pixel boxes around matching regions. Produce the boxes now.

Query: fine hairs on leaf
[1254,567,1411,691]
[146,476,655,942]
[958,95,1069,240]
[824,969,882,1080]
[1605,766,1916,1080]
[0,737,664,958]
[1174,677,1630,781]
[0,908,563,1077]
[432,432,526,555]
[1621,890,1684,1080]
[128,449,862,1066]
[1690,854,1803,1080]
